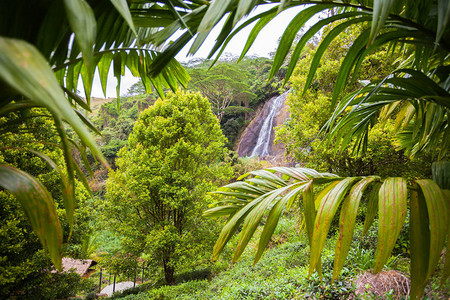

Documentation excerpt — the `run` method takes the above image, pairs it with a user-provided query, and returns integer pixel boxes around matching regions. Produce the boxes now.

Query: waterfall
[250,92,288,157]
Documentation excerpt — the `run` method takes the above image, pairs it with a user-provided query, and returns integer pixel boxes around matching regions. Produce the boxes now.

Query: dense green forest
[0,1,449,299]
[91,55,286,166]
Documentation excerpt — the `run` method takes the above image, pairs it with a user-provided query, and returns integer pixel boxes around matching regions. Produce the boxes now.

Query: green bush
[175,267,212,284]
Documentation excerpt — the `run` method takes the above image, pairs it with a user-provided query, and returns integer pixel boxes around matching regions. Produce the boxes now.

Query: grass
[103,214,449,300]
[112,214,358,299]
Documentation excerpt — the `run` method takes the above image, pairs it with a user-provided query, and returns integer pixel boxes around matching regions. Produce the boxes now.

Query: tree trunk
[163,257,175,285]
[244,99,249,120]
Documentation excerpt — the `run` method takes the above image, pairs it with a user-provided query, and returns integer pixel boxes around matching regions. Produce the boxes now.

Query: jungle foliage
[0,110,94,298]
[0,0,449,299]
[275,24,433,178]
[0,0,189,269]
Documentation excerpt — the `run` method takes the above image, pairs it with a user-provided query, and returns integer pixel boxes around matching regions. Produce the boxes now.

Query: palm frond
[0,165,63,270]
[0,0,191,269]
[206,167,449,297]
[325,68,450,157]
[410,179,448,299]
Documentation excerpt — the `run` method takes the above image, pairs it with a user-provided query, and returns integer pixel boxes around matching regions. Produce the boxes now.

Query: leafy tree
[91,94,157,168]
[189,63,255,122]
[238,56,287,101]
[102,91,231,284]
[126,81,146,97]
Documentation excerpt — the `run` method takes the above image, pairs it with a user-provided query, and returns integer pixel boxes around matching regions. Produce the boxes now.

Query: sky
[88,5,310,98]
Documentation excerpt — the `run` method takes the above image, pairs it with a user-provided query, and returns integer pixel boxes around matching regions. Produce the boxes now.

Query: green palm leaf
[206,168,338,261]
[309,177,359,275]
[437,0,450,43]
[369,0,397,43]
[362,182,382,236]
[110,0,137,36]
[410,179,448,298]
[302,18,369,96]
[63,0,96,76]
[332,176,377,281]
[325,68,450,157]
[409,185,430,299]
[374,177,408,273]
[208,7,280,66]
[416,180,448,280]
[233,182,303,262]
[0,37,104,163]
[0,165,63,270]
[269,4,331,81]
[254,182,309,264]
[237,12,277,62]
[284,11,370,85]
[211,195,263,261]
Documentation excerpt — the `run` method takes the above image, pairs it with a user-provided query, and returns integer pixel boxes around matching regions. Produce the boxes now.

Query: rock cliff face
[237,92,290,159]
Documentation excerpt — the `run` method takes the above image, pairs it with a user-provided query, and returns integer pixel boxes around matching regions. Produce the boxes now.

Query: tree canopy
[189,63,255,122]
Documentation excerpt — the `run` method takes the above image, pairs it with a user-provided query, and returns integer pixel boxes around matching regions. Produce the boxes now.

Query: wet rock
[237,92,289,159]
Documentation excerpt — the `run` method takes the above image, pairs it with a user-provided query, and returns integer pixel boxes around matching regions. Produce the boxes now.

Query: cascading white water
[250,92,288,157]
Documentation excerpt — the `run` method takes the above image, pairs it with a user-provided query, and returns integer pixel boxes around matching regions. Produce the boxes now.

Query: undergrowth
[109,215,448,300]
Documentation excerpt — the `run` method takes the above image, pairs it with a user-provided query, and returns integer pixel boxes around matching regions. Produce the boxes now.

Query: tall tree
[189,63,255,122]
[102,91,230,284]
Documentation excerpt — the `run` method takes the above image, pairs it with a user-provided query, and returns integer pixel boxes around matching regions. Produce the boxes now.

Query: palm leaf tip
[332,177,375,281]
[374,177,407,273]
[0,165,63,270]
[309,177,358,275]
[369,0,397,44]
